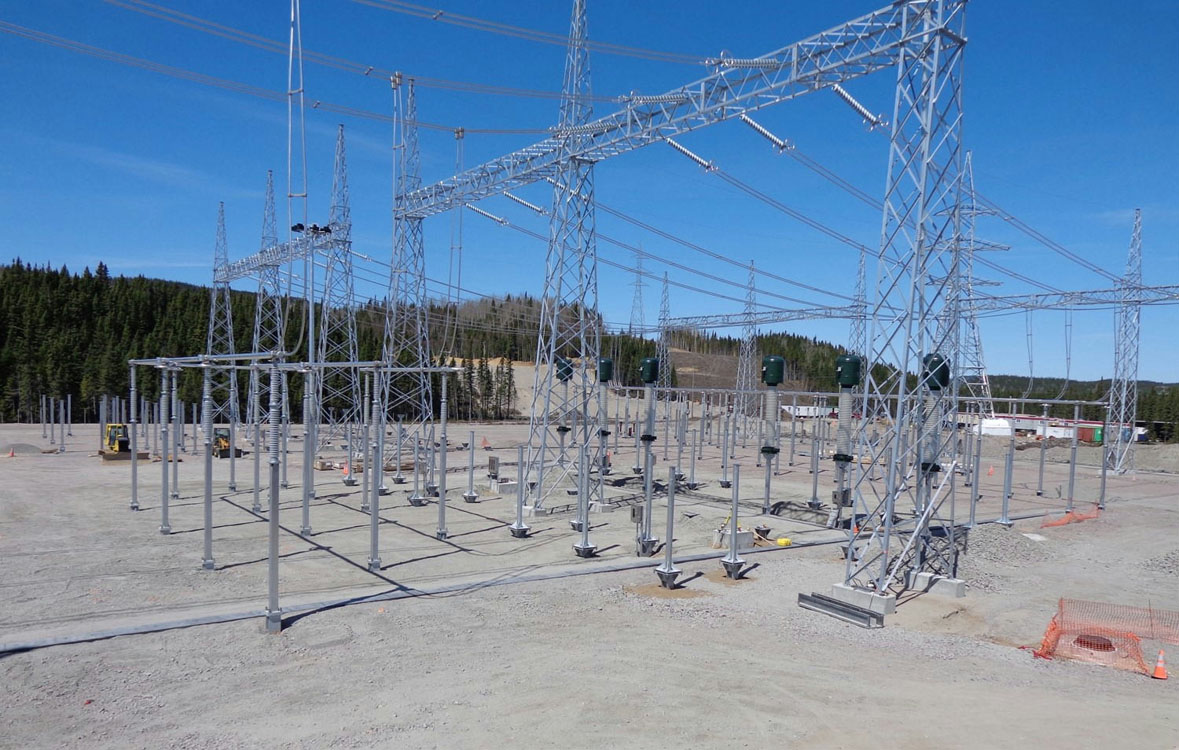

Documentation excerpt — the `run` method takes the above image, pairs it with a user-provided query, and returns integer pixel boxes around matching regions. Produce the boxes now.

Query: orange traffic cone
[481,436,491,450]
[7,447,13,458]
[987,465,995,476]
[1152,649,1168,680]
[341,462,350,477]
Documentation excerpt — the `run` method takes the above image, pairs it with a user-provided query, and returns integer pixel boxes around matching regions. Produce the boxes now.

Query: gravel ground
[1,422,1176,748]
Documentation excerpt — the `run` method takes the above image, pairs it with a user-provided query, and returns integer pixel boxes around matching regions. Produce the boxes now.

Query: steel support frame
[844,0,967,595]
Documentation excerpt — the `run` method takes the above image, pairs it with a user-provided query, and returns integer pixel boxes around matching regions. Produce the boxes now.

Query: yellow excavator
[100,424,146,461]
[213,428,242,458]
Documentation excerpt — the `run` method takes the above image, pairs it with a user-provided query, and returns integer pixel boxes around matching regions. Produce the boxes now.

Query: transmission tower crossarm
[667,284,1179,330]
[399,1,937,219]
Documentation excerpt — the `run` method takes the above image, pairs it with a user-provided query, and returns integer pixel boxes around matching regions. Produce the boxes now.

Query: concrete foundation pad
[523,505,547,518]
[589,501,615,513]
[719,528,754,553]
[829,583,896,616]
[909,571,967,598]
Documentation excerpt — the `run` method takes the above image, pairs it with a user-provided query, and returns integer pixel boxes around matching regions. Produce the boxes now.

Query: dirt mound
[1,443,42,456]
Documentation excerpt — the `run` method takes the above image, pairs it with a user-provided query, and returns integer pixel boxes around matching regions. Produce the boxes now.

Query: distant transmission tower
[629,254,645,335]
[956,151,1001,418]
[248,170,285,425]
[384,78,433,426]
[316,125,362,442]
[1107,208,1142,474]
[656,272,671,393]
[207,202,239,429]
[734,263,757,418]
[523,0,600,506]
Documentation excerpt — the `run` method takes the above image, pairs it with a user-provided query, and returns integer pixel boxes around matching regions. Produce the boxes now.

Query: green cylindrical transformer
[835,354,862,388]
[556,357,574,382]
[922,353,950,391]
[761,355,785,386]
[598,357,614,383]
[640,357,659,385]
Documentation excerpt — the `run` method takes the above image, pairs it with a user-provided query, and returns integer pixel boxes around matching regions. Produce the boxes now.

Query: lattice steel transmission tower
[207,202,239,427]
[1107,209,1142,474]
[629,254,645,335]
[656,272,671,392]
[248,171,285,425]
[316,125,362,441]
[384,79,433,427]
[842,0,967,601]
[523,0,601,504]
[849,250,868,360]
[956,152,1000,418]
[734,263,757,419]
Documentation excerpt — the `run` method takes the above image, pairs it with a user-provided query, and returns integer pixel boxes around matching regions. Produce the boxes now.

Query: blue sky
[1,0,1176,381]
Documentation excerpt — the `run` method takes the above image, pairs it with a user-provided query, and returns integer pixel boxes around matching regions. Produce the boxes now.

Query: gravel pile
[965,523,1052,566]
[1141,549,1179,577]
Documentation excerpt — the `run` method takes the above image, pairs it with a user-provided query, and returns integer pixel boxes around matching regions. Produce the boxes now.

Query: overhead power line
[0,20,547,135]
[105,0,623,104]
[350,0,705,65]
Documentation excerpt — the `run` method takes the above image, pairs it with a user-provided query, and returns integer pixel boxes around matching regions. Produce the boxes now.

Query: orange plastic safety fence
[1041,504,1101,528]
[1032,599,1179,674]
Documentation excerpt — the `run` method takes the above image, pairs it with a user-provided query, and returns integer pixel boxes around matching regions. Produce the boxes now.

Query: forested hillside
[1,261,1175,440]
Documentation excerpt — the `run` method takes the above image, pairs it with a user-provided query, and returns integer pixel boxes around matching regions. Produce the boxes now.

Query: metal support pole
[688,428,698,489]
[170,374,179,498]
[436,376,449,540]
[573,443,596,557]
[1066,402,1080,512]
[300,371,313,536]
[361,374,371,510]
[510,444,530,537]
[130,365,139,511]
[368,441,381,571]
[58,399,65,453]
[280,373,289,488]
[50,396,57,445]
[252,378,262,513]
[159,370,171,534]
[1000,421,1015,526]
[721,463,744,579]
[972,420,984,502]
[1098,410,1109,510]
[393,419,405,484]
[463,429,478,502]
[809,432,820,506]
[66,394,72,436]
[228,406,237,492]
[788,395,797,465]
[654,464,680,587]
[1036,404,1048,496]
[41,394,46,439]
[408,438,425,506]
[201,365,215,570]
[639,383,657,555]
[720,417,731,488]
[265,361,282,633]
[632,415,642,474]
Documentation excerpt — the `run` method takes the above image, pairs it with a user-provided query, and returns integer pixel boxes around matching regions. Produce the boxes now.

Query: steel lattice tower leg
[842,0,967,599]
[248,170,284,427]
[1107,209,1142,474]
[317,125,362,445]
[524,0,599,508]
[656,272,671,392]
[207,202,240,433]
[384,80,433,432]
